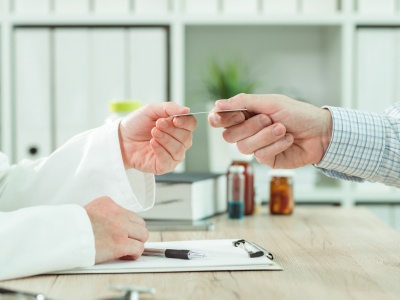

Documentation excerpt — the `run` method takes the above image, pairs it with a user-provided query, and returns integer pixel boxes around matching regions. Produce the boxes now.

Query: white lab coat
[0,120,155,281]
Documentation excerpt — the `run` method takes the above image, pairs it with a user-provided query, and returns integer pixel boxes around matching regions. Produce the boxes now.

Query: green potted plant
[204,59,260,100]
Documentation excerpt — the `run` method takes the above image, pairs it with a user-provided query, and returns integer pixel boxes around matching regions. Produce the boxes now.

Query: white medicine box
[262,0,298,14]
[301,0,337,14]
[222,0,258,15]
[357,0,396,14]
[139,173,227,221]
[185,0,219,15]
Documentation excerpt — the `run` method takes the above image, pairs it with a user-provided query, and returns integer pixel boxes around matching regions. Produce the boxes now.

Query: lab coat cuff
[106,120,155,212]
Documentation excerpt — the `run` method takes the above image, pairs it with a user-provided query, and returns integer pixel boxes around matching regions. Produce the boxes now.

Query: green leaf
[204,59,260,100]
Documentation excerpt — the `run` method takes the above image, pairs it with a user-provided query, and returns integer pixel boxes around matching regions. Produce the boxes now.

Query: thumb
[152,102,190,118]
[132,102,190,120]
[215,93,282,115]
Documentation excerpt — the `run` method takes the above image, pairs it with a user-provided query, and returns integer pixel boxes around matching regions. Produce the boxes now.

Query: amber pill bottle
[269,169,295,215]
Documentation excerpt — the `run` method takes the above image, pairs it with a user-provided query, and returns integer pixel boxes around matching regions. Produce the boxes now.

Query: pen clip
[233,239,274,260]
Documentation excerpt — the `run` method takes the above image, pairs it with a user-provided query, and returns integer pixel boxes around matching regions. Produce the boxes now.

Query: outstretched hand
[208,94,332,169]
[119,102,197,174]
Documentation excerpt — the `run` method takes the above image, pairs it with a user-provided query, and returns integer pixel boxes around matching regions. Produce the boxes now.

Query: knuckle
[258,114,272,127]
[222,129,235,143]
[137,216,146,226]
[186,139,193,149]
[254,150,270,166]
[112,237,126,257]
[236,141,252,155]
[173,144,186,160]
[242,120,254,135]
[234,93,246,101]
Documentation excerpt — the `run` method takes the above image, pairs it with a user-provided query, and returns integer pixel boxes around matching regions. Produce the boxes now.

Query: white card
[171,108,247,117]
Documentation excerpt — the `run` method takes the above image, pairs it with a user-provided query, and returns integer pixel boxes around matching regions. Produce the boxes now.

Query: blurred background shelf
[1,0,400,230]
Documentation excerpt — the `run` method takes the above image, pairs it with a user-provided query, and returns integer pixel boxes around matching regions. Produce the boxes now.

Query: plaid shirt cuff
[315,106,385,182]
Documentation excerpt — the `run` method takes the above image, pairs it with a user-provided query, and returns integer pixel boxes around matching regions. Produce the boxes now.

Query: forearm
[0,205,94,280]
[315,106,400,187]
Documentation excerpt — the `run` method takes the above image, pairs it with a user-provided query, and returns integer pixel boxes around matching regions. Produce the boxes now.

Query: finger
[127,212,146,226]
[127,223,149,243]
[131,102,190,121]
[254,134,294,167]
[151,128,187,161]
[236,123,286,154]
[156,118,193,149]
[118,239,145,260]
[222,114,272,143]
[150,139,179,174]
[208,110,247,128]
[153,102,191,118]
[172,115,197,132]
[214,93,283,115]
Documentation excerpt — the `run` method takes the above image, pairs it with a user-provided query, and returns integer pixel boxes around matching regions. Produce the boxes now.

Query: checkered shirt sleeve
[314,103,400,187]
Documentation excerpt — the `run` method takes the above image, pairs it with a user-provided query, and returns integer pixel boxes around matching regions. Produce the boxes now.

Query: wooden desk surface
[1,207,400,300]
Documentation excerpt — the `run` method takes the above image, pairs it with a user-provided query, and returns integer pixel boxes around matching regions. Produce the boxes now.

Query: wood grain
[1,207,400,300]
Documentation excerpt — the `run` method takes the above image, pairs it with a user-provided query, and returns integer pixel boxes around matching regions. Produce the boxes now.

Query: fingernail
[233,113,242,123]
[174,117,184,127]
[285,134,293,143]
[273,124,284,136]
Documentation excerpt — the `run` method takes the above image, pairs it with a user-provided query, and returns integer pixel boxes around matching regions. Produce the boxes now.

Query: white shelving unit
[1,0,400,224]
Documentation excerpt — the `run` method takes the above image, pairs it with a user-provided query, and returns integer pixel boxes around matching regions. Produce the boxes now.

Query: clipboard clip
[233,239,274,260]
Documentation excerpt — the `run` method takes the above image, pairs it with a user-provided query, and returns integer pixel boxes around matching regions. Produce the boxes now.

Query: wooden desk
[1,207,400,300]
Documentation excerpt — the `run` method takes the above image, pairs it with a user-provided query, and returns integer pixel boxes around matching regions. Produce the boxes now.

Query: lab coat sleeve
[0,120,155,280]
[0,205,94,280]
[0,120,155,212]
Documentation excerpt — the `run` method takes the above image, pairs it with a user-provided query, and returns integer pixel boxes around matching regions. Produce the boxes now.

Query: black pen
[143,248,205,260]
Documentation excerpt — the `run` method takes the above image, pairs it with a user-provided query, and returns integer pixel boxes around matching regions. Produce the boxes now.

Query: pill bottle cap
[268,169,295,178]
[229,165,245,173]
[109,100,141,113]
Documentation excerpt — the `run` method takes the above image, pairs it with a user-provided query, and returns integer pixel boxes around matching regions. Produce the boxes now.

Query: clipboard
[52,239,282,274]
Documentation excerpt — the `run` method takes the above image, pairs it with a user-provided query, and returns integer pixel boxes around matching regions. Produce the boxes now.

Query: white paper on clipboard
[52,239,282,274]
